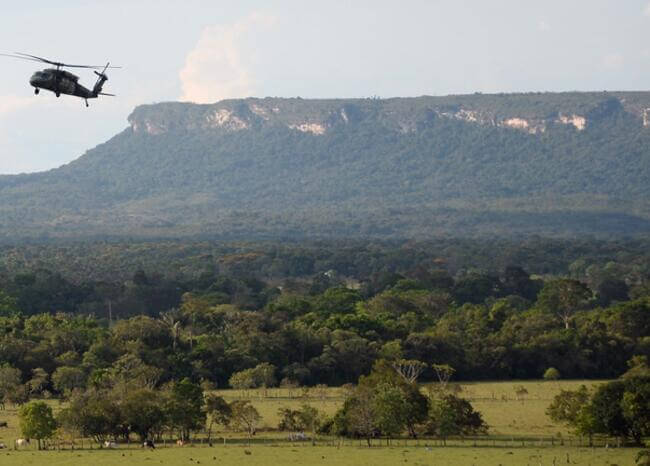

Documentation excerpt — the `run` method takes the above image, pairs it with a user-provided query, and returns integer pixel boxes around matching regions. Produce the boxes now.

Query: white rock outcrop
[502,118,530,130]
[557,114,586,131]
[250,104,270,120]
[131,120,166,135]
[206,109,249,131]
[288,123,326,135]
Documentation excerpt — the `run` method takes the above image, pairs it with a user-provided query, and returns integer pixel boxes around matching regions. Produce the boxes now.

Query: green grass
[0,380,641,466]
[0,444,640,466]
[214,380,608,437]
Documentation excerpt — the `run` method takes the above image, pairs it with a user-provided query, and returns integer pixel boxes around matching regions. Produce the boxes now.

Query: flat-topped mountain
[1,93,650,240]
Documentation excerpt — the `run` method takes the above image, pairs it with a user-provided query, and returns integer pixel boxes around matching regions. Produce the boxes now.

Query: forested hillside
[1,92,649,240]
[0,238,648,387]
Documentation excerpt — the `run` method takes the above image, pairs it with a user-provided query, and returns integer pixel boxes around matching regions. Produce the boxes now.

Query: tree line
[15,359,488,449]
[15,359,650,450]
[0,261,647,398]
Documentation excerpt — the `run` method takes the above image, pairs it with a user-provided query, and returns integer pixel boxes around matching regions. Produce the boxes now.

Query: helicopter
[1,52,120,107]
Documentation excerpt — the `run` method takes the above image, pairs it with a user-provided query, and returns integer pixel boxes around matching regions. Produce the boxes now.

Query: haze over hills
[1,92,650,241]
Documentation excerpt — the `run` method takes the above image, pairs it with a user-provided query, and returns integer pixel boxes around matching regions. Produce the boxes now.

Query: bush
[543,367,561,381]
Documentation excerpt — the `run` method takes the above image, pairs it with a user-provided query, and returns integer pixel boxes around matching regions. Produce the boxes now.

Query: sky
[1,0,650,174]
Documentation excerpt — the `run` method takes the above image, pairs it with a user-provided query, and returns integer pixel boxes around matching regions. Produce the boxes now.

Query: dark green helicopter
[1,52,120,107]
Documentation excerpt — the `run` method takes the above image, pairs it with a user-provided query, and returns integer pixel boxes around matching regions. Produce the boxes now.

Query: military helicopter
[1,52,120,107]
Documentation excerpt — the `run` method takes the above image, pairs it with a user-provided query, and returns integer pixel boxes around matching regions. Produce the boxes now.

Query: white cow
[103,441,117,448]
[16,438,30,448]
[288,432,308,441]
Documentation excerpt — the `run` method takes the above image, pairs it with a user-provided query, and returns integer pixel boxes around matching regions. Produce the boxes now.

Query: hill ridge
[1,92,649,241]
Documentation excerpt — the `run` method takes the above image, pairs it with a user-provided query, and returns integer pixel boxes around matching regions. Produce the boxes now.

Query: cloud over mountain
[179,12,276,103]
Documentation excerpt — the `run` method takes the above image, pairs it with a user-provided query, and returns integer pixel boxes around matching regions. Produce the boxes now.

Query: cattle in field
[142,439,155,449]
[0,442,5,449]
[288,432,309,441]
[103,441,117,448]
[176,439,185,446]
[16,438,30,448]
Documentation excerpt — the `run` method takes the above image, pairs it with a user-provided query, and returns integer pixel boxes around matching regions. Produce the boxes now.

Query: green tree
[19,401,57,450]
[0,365,22,405]
[537,279,591,329]
[426,394,487,443]
[543,367,561,381]
[52,366,86,397]
[547,385,592,442]
[58,392,123,444]
[345,384,377,447]
[432,364,455,391]
[121,389,166,441]
[108,354,163,393]
[252,362,277,389]
[620,378,650,445]
[622,356,650,379]
[165,378,205,441]
[278,403,322,434]
[229,400,261,442]
[28,368,49,396]
[229,369,256,393]
[373,383,408,443]
[0,290,20,317]
[391,359,427,384]
[205,394,232,443]
[278,407,302,431]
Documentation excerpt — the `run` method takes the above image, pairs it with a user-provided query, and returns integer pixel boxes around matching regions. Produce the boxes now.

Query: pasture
[0,444,639,466]
[0,380,644,466]
[215,379,607,437]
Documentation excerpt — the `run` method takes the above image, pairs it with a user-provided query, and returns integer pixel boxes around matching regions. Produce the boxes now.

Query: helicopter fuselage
[29,68,97,99]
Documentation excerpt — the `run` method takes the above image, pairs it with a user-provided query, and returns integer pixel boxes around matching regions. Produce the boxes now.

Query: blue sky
[1,0,650,174]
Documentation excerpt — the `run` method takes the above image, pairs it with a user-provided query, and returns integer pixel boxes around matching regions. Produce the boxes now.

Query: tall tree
[229,400,261,443]
[537,279,592,329]
[19,401,57,450]
[205,394,232,443]
[165,378,205,441]
[121,389,166,441]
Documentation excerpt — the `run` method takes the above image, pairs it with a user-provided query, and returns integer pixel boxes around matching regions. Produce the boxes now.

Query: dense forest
[0,238,648,399]
[1,93,649,240]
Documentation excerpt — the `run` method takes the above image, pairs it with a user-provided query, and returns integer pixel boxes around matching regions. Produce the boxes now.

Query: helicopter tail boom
[92,63,110,96]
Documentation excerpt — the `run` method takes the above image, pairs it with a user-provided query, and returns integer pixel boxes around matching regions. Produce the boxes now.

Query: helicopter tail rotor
[92,63,110,96]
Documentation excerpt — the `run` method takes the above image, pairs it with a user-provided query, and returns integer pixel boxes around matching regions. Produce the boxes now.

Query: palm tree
[159,308,182,350]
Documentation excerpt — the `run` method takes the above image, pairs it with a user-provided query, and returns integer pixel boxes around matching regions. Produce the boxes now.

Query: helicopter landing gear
[34,88,39,95]
[85,99,89,108]
[55,92,60,97]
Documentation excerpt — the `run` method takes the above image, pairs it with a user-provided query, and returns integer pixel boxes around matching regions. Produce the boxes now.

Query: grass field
[0,444,640,466]
[0,380,644,466]
[215,380,606,437]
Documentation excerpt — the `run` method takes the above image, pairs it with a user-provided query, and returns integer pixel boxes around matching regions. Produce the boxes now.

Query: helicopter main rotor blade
[0,53,47,64]
[11,52,121,69]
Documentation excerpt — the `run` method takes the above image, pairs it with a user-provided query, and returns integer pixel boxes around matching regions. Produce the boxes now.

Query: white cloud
[179,12,276,103]
[644,3,650,17]
[537,20,550,32]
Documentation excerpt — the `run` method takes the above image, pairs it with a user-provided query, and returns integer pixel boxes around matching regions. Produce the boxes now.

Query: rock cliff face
[127,93,650,137]
[2,92,650,240]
